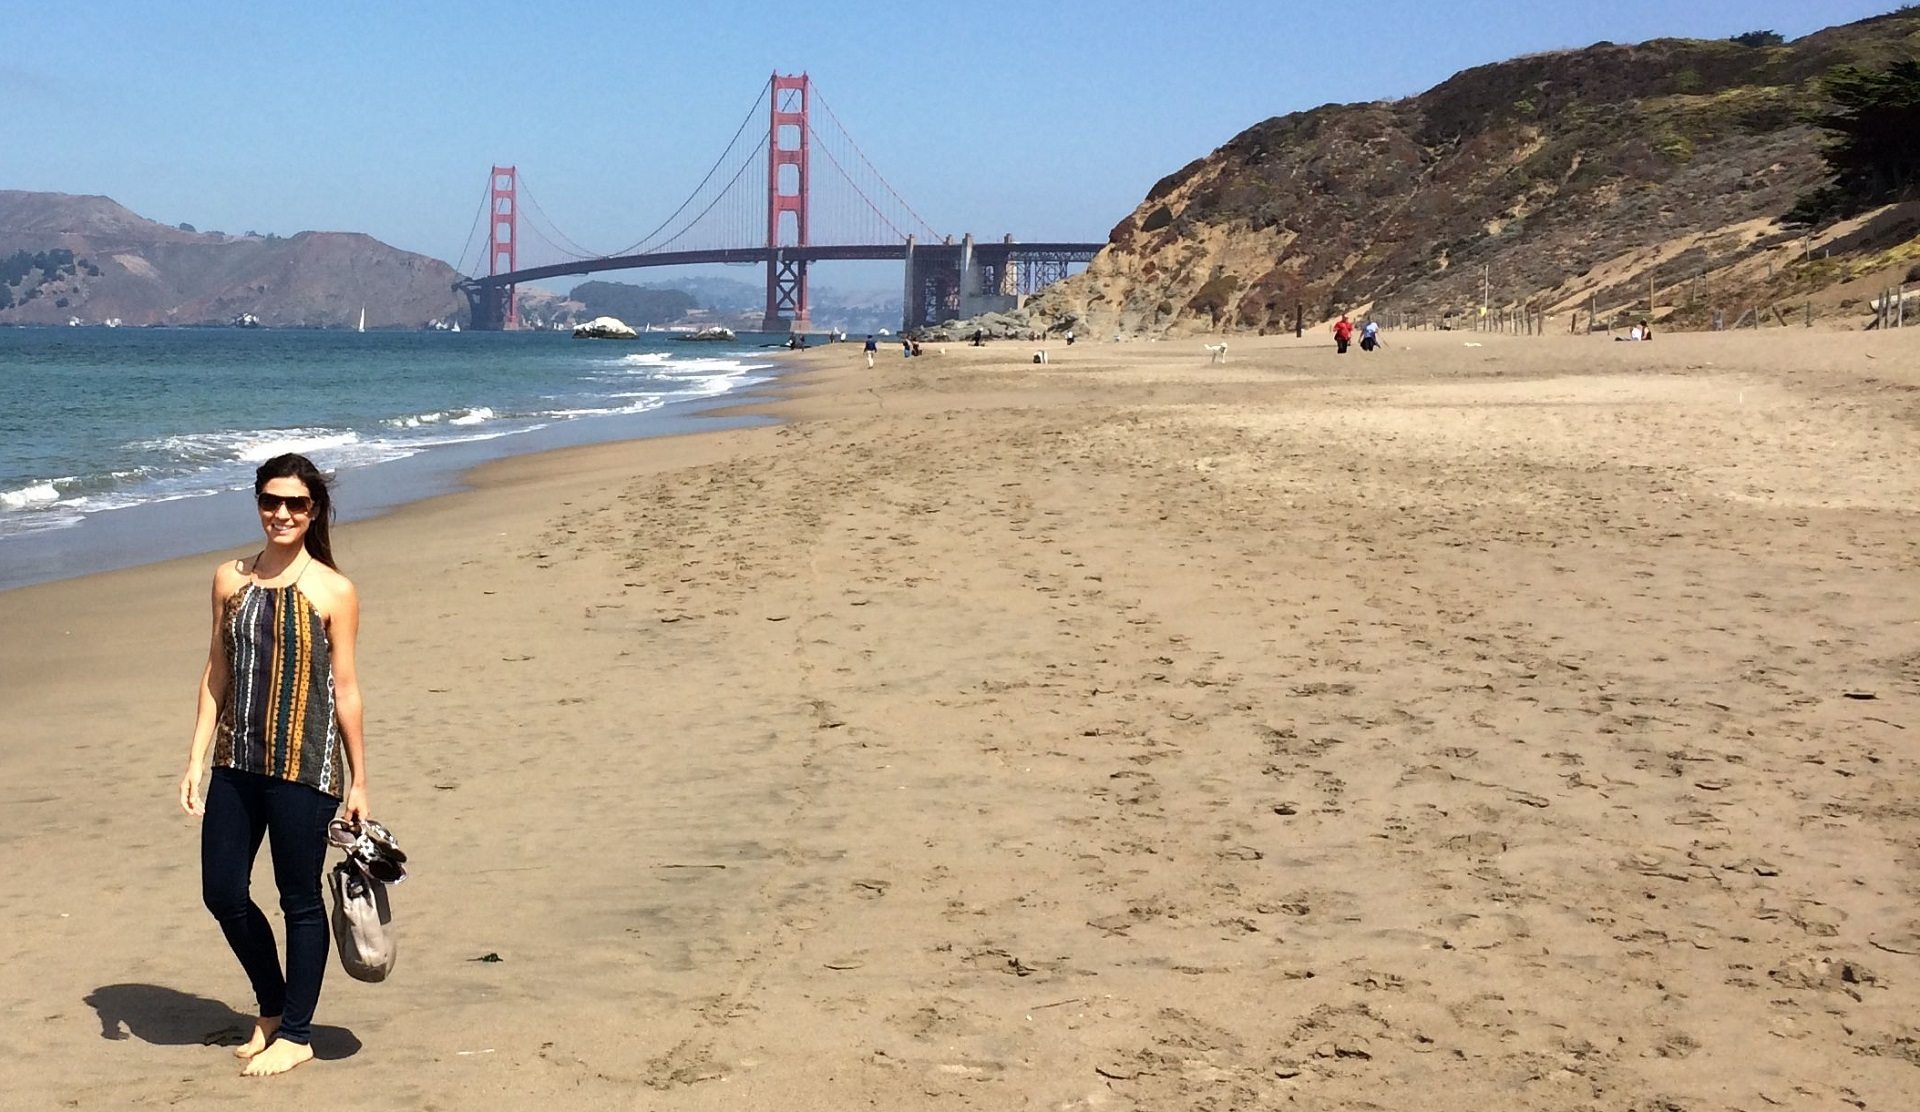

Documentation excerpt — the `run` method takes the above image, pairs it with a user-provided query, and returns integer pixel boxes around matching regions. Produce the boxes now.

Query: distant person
[1360,319,1381,352]
[1333,314,1354,354]
[863,334,878,369]
[902,337,912,359]
[1642,321,1654,341]
[1064,329,1076,346]
[971,328,985,347]
[911,339,923,357]
[180,454,370,1077]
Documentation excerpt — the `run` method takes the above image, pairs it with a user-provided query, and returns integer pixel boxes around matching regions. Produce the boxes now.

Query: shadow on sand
[84,984,360,1060]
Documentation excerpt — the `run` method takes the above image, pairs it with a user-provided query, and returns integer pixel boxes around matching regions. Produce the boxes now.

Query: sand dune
[2,327,1917,1108]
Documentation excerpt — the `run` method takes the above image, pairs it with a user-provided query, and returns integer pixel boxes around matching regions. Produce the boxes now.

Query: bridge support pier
[461,281,512,331]
[762,252,811,333]
[902,233,1027,332]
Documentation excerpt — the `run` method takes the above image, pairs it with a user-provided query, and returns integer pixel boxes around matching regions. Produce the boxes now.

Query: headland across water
[2,328,1917,1108]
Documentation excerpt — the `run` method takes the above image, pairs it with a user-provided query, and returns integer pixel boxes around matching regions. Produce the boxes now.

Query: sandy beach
[2,326,1918,1110]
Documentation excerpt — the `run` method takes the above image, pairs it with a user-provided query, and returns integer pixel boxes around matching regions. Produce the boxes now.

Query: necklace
[249,549,310,588]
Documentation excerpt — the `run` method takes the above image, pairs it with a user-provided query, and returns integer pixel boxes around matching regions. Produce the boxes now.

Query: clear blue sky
[0,0,1895,291]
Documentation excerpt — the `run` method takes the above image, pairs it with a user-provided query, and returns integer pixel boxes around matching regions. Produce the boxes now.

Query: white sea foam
[538,397,669,419]
[132,427,359,465]
[236,431,360,462]
[447,407,494,426]
[617,352,770,376]
[1,481,61,510]
[385,410,449,428]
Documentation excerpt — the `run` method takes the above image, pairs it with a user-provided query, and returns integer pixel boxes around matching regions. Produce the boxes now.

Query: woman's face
[256,477,314,549]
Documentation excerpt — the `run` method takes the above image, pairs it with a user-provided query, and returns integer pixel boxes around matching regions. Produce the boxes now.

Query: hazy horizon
[2,0,1896,294]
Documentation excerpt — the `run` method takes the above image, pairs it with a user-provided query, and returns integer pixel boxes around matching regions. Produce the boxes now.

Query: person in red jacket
[1332,314,1354,354]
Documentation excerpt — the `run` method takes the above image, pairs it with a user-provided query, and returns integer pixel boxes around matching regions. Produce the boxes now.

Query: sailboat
[357,306,366,333]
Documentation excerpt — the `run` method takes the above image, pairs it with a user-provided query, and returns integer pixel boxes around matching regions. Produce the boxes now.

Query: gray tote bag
[328,861,396,982]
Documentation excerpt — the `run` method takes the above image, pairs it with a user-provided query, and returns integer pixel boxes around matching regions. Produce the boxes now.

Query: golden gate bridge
[454,73,1103,332]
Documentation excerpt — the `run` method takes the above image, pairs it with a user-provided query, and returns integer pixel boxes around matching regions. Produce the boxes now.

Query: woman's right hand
[179,769,205,817]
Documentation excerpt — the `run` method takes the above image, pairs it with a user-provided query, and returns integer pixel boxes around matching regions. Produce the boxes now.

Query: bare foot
[240,1038,313,1077]
[232,1016,280,1059]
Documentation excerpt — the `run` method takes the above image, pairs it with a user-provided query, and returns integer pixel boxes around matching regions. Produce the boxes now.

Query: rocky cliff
[0,191,464,327]
[1023,10,1920,336]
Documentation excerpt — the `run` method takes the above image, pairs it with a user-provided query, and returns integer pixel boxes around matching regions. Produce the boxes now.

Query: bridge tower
[763,73,811,333]
[489,165,519,329]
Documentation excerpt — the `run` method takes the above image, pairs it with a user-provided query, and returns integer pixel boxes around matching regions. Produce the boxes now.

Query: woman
[178,453,368,1077]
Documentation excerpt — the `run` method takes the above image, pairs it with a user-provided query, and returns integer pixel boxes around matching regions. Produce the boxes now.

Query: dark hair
[254,453,338,568]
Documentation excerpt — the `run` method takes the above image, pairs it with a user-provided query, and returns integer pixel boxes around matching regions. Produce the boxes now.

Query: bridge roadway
[455,240,1105,331]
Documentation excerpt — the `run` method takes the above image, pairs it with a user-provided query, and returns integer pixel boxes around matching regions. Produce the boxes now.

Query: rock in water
[675,325,737,342]
[572,316,637,339]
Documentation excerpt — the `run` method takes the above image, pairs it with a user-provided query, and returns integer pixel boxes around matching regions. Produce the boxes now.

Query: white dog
[1204,342,1228,364]
[1032,350,1049,364]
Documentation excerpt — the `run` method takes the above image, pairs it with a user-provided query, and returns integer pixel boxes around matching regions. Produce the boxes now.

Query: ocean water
[0,327,786,588]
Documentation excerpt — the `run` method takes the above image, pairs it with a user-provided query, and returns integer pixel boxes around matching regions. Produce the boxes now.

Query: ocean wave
[617,352,771,376]
[1,481,62,509]
[237,431,360,462]
[385,410,448,428]
[537,397,668,419]
[130,427,361,465]
[3,342,778,541]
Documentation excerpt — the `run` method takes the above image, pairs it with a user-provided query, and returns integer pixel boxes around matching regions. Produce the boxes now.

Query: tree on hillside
[1730,30,1784,47]
[1788,59,1920,223]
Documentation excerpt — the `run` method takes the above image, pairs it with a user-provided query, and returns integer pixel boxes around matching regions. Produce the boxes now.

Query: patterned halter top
[212,557,347,797]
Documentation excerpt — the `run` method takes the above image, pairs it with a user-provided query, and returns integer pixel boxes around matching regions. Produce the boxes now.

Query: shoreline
[0,349,816,593]
[4,329,1918,1109]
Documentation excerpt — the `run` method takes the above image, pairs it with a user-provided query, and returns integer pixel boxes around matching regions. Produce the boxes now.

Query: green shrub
[1655,133,1696,163]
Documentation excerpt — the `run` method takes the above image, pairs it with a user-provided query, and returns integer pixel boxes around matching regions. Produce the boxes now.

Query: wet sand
[2,327,1918,1109]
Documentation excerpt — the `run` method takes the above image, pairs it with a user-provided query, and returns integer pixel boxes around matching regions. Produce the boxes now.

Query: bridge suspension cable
[514,172,608,262]
[605,75,774,257]
[647,133,769,253]
[465,72,966,291]
[810,87,942,241]
[453,175,494,277]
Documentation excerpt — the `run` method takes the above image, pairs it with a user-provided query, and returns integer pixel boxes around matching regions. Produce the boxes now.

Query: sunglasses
[256,493,314,515]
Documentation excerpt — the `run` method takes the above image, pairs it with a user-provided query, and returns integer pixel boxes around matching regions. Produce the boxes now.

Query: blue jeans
[200,768,338,1044]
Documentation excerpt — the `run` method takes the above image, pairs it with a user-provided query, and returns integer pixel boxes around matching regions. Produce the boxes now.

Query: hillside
[0,191,464,328]
[1021,10,1920,336]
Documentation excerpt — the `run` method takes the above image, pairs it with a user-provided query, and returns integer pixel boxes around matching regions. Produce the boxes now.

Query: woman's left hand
[345,785,370,824]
